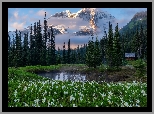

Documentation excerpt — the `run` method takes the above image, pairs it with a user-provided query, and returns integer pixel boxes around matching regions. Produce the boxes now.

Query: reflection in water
[37,72,87,82]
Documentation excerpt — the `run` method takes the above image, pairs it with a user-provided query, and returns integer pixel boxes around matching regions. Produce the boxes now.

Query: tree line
[8,12,147,68]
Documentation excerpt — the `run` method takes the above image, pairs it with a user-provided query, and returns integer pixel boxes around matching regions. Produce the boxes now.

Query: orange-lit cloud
[36,9,48,17]
[10,22,26,30]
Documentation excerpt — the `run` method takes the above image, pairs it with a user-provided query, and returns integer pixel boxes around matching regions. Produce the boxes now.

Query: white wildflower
[60,104,63,107]
[125,85,130,89]
[99,92,106,97]
[79,92,84,97]
[121,104,125,107]
[124,102,129,107]
[108,100,112,104]
[62,85,65,89]
[80,97,83,101]
[108,91,113,96]
[42,97,46,103]
[129,104,132,107]
[70,95,75,101]
[44,90,47,94]
[64,91,68,94]
[96,105,98,107]
[136,99,140,104]
[73,104,77,107]
[108,95,111,99]
[127,83,131,86]
[136,104,140,107]
[24,102,29,107]
[14,99,18,102]
[56,86,58,88]
[48,100,50,107]
[34,84,37,88]
[31,88,34,92]
[18,85,21,88]
[14,89,18,97]
[50,102,54,105]
[107,83,111,87]
[54,92,57,94]
[34,99,39,105]
[141,90,147,96]
[23,86,27,91]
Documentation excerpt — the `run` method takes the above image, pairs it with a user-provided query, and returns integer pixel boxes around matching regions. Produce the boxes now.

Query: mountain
[47,8,115,35]
[119,11,147,35]
[8,8,116,38]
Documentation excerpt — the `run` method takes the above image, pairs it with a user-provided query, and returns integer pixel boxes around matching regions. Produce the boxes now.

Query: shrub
[132,59,146,78]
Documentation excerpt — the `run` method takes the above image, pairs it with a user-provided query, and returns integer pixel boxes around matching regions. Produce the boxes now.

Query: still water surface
[37,72,88,82]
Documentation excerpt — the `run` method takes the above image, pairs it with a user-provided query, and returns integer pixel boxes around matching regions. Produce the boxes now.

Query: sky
[8,8,147,50]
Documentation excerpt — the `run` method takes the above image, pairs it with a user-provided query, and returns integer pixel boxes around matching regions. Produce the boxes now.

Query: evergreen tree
[22,33,29,66]
[93,37,102,68]
[100,29,107,64]
[139,25,145,59]
[56,47,61,64]
[76,45,81,64]
[42,12,48,65]
[80,45,84,64]
[48,26,56,65]
[67,39,71,64]
[112,23,123,68]
[15,29,22,67]
[63,42,66,64]
[10,34,16,67]
[132,26,140,59]
[29,24,36,65]
[85,36,95,68]
[70,49,76,64]
[82,44,86,64]
[106,21,114,67]
[38,20,45,65]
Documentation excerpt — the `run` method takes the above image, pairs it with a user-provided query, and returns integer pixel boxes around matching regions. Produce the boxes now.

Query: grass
[8,63,147,107]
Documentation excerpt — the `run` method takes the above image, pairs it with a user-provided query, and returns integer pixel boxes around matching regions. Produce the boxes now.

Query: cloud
[14,11,18,19]
[54,32,104,50]
[10,22,26,30]
[47,17,90,32]
[22,15,28,20]
[36,9,47,17]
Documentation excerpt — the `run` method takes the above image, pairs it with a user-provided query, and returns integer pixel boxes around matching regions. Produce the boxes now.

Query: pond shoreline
[33,64,146,83]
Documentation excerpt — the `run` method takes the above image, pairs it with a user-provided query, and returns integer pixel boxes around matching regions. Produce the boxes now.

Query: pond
[36,71,105,82]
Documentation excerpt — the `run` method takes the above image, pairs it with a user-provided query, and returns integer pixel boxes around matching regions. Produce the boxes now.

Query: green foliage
[67,39,71,64]
[132,59,146,77]
[106,22,114,67]
[106,66,122,72]
[112,23,123,68]
[85,36,102,68]
[48,26,56,65]
[22,33,30,66]
[56,47,62,64]
[94,37,102,67]
[99,64,108,72]
[62,42,66,64]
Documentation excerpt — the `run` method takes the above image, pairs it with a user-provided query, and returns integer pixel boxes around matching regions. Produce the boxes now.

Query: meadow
[8,62,147,107]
